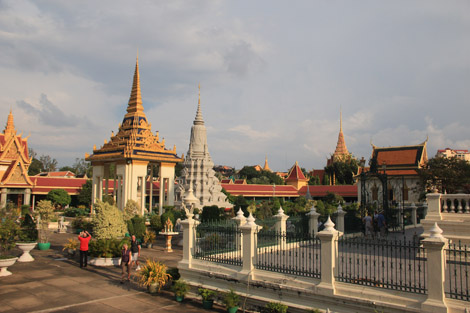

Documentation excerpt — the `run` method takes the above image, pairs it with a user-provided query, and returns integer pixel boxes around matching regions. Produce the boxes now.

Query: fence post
[274,206,288,233]
[307,204,320,237]
[239,213,261,280]
[336,204,346,233]
[426,192,442,221]
[421,223,448,313]
[178,215,199,270]
[232,208,246,256]
[317,216,339,295]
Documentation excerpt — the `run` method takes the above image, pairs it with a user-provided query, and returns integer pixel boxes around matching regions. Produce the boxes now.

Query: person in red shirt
[78,231,91,268]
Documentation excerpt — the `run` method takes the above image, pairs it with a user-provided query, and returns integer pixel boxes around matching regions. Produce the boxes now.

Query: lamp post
[359,157,367,217]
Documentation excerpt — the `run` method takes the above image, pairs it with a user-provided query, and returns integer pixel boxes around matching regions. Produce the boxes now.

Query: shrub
[36,200,54,243]
[150,214,162,233]
[223,289,240,309]
[263,302,288,313]
[166,267,180,281]
[127,215,146,240]
[47,189,71,209]
[124,200,140,220]
[72,216,93,232]
[161,210,175,227]
[172,279,189,297]
[92,200,127,240]
[19,213,38,242]
[64,207,88,217]
[200,205,222,222]
[89,237,129,258]
[0,205,20,257]
[198,288,217,301]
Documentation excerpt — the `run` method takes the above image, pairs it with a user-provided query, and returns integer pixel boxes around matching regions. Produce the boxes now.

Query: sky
[1,0,469,172]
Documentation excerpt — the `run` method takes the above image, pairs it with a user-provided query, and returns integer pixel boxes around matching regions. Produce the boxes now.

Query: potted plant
[16,213,38,262]
[262,302,288,313]
[35,200,55,250]
[172,279,189,302]
[137,258,170,294]
[223,289,240,313]
[62,238,79,257]
[198,288,217,310]
[0,205,20,276]
[143,229,156,248]
[88,238,128,266]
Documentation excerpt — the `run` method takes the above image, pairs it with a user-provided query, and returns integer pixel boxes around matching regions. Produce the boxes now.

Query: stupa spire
[126,55,144,114]
[4,109,16,137]
[263,155,271,171]
[334,109,349,156]
[194,83,204,125]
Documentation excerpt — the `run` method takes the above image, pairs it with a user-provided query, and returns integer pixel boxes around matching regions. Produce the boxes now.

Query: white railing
[441,194,470,214]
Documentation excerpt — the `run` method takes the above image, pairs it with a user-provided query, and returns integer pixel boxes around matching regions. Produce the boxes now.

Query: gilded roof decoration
[86,58,183,164]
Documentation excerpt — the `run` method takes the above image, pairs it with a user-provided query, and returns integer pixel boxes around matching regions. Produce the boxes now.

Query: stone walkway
[0,232,225,313]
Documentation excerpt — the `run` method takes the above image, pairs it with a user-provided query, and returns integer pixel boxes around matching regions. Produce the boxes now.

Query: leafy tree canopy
[78,180,92,206]
[324,158,359,185]
[417,157,470,194]
[237,166,284,185]
[47,189,71,209]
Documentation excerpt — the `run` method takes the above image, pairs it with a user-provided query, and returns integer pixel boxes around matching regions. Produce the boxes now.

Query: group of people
[78,231,141,283]
[362,211,387,238]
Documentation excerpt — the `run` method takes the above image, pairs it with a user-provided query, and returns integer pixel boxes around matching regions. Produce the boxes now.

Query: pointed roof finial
[263,155,271,171]
[4,109,16,137]
[194,83,204,126]
[333,109,349,157]
[340,106,343,132]
[126,54,144,114]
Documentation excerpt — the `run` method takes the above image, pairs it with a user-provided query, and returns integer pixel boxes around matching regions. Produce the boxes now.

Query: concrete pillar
[232,208,247,255]
[336,204,346,233]
[24,189,31,206]
[421,223,448,313]
[1,188,7,208]
[159,175,164,215]
[178,214,199,270]
[426,192,442,221]
[410,202,417,226]
[274,206,288,233]
[140,176,145,215]
[307,204,320,237]
[317,216,339,296]
[239,213,261,280]
[149,164,154,213]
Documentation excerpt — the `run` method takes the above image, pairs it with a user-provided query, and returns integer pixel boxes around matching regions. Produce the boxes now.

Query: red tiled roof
[31,177,89,195]
[299,185,358,197]
[220,179,232,184]
[234,179,246,185]
[376,149,418,166]
[221,183,298,197]
[285,162,307,181]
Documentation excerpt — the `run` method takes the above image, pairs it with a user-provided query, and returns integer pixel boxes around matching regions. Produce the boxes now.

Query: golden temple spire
[334,109,349,156]
[263,155,271,171]
[4,109,16,137]
[194,83,204,125]
[126,55,144,114]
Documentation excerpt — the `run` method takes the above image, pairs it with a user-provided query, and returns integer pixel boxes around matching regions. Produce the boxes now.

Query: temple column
[140,176,145,215]
[149,164,154,213]
[159,175,164,215]
[1,188,7,208]
[24,189,31,206]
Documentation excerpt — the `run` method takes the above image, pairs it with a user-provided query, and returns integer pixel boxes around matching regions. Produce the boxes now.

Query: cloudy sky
[1,0,469,172]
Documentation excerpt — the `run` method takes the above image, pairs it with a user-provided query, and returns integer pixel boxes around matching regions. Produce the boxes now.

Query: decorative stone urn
[16,242,37,262]
[0,257,18,277]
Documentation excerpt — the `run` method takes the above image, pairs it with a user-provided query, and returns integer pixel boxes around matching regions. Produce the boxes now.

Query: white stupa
[176,85,232,210]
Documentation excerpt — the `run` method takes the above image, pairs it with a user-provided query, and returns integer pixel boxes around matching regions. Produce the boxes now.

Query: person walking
[130,235,141,270]
[362,212,373,238]
[377,211,387,238]
[121,243,132,283]
[78,230,91,268]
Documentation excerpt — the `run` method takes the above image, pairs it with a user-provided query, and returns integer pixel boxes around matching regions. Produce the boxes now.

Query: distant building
[436,148,470,162]
[36,171,76,178]
[213,165,235,177]
[327,110,352,166]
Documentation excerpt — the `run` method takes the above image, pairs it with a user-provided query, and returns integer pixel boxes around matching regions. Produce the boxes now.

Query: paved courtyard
[0,232,225,313]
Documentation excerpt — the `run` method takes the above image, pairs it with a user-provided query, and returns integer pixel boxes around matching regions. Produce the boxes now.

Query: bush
[19,214,38,242]
[0,205,20,256]
[47,189,71,209]
[64,207,89,217]
[124,200,140,220]
[166,267,180,281]
[150,214,162,233]
[263,302,288,313]
[89,237,130,258]
[161,210,175,227]
[128,215,146,240]
[92,200,127,240]
[72,216,93,232]
[200,205,222,222]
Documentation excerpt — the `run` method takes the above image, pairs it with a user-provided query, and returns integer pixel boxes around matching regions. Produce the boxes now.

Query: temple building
[0,111,33,208]
[357,140,428,208]
[85,57,183,214]
[175,86,232,210]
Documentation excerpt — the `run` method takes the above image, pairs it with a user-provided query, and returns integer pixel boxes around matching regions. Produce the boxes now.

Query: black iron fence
[193,222,242,266]
[336,237,427,294]
[256,230,321,278]
[446,242,470,301]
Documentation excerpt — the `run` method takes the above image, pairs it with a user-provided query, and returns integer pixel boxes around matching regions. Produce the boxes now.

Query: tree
[39,155,58,172]
[324,158,359,185]
[72,158,92,176]
[78,180,92,206]
[308,175,320,185]
[233,195,249,216]
[124,199,140,220]
[59,166,75,173]
[28,148,42,176]
[417,157,470,194]
[92,200,127,240]
[46,189,71,209]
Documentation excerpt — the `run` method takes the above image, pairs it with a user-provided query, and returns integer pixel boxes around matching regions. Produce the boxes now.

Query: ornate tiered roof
[85,58,183,164]
[263,155,271,171]
[0,111,33,187]
[333,110,349,156]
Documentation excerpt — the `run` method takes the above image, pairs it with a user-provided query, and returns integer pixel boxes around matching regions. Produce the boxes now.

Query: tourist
[362,212,373,238]
[78,230,91,268]
[121,243,132,283]
[377,211,387,238]
[130,235,141,270]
